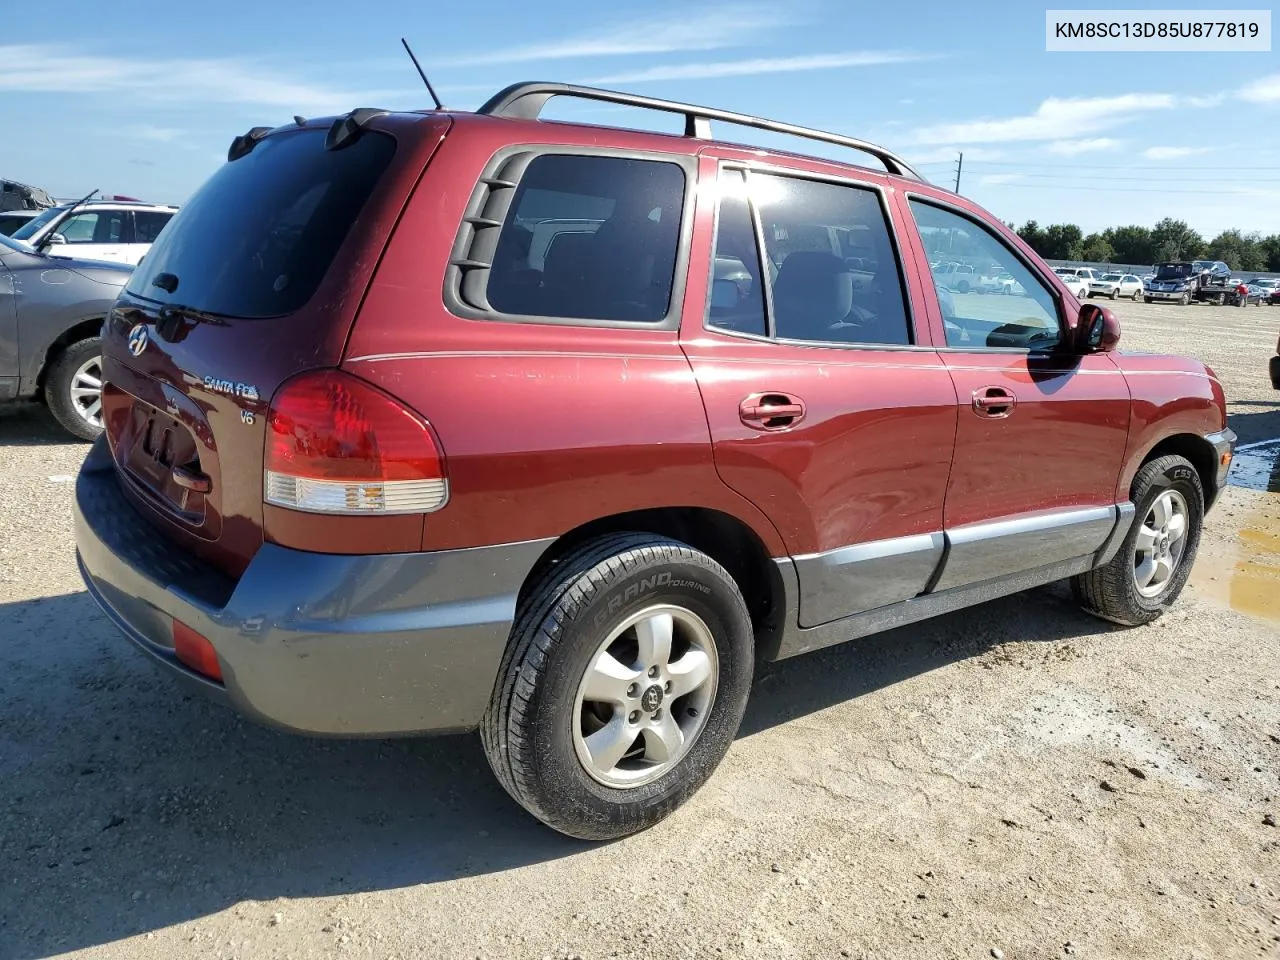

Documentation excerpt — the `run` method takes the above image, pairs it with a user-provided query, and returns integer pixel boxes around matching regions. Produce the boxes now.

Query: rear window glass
[126,129,395,318]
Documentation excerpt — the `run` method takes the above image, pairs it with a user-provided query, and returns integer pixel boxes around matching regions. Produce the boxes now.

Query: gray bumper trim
[74,437,553,737]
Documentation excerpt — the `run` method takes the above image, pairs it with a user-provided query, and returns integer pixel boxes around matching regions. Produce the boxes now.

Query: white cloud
[1188,93,1227,108]
[592,51,935,84]
[0,43,416,114]
[1237,73,1280,103]
[439,5,792,66]
[120,124,185,143]
[1046,137,1120,155]
[979,173,1023,186]
[1142,145,1213,160]
[909,93,1175,145]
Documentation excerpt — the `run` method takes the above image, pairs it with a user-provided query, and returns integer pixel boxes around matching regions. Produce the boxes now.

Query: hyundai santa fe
[74,82,1235,840]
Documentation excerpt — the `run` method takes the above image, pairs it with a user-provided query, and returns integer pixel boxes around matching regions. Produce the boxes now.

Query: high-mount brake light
[264,370,448,515]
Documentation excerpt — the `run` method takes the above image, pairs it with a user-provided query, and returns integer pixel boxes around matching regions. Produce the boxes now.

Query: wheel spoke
[1166,513,1187,542]
[70,387,100,401]
[640,713,684,764]
[1135,524,1159,553]
[634,613,673,670]
[583,715,636,773]
[667,648,713,699]
[74,372,102,389]
[1153,556,1174,586]
[582,650,640,705]
[84,399,102,420]
[1135,556,1158,588]
[1150,494,1170,529]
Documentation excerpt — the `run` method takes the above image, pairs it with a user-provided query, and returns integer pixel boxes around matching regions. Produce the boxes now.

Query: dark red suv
[75,83,1235,840]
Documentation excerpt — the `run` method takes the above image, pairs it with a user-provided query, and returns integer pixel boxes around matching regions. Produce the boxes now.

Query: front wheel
[1180,292,1191,306]
[481,533,754,840]
[45,337,104,441]
[1133,289,1142,301]
[1071,455,1204,626]
[1110,290,1119,300]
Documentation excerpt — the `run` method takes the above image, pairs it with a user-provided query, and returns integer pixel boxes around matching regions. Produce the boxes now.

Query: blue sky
[3,0,1280,236]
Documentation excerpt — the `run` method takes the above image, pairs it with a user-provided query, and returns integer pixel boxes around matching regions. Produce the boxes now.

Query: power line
[990,182,1280,195]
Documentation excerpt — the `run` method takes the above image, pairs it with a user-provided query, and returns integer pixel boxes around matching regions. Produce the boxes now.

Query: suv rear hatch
[101,113,450,577]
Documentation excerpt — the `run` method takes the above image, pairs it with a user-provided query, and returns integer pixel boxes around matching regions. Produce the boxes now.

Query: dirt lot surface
[2,300,1279,960]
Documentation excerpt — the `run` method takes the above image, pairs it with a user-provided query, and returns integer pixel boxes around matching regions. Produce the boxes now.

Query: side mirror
[46,233,68,245]
[1076,303,1121,353]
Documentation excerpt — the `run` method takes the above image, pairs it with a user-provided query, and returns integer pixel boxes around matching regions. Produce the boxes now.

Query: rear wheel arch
[34,316,107,397]
[516,506,786,663]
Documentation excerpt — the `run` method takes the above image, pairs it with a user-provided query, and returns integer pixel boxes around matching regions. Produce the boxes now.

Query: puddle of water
[1228,439,1280,493]
[1194,439,1280,623]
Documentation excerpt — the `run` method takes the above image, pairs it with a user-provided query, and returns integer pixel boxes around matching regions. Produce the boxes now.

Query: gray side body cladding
[772,502,1135,660]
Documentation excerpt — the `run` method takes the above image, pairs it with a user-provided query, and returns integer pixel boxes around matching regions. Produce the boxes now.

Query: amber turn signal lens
[172,620,223,682]
[1221,452,1233,467]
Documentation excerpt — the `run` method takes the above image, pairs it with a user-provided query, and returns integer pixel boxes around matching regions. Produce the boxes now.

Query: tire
[1071,454,1204,627]
[1217,293,1226,306]
[1144,297,1152,304]
[957,280,970,294]
[44,337,104,441]
[1180,292,1191,306]
[1133,289,1142,301]
[481,533,754,840]
[1110,290,1119,300]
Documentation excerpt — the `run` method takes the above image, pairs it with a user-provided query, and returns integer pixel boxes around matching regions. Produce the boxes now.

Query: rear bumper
[73,436,552,737]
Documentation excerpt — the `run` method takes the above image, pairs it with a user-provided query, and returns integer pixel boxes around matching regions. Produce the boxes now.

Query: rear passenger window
[487,154,686,322]
[705,169,911,346]
[754,175,910,346]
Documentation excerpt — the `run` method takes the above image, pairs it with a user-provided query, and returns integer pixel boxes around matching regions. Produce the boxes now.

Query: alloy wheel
[69,356,104,429]
[1134,490,1189,597]
[572,603,719,788]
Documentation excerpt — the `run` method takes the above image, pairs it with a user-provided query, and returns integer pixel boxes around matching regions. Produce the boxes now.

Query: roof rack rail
[476,81,927,182]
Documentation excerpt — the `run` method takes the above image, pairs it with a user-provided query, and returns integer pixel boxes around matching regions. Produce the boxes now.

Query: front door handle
[740,392,807,430]
[972,386,1016,418]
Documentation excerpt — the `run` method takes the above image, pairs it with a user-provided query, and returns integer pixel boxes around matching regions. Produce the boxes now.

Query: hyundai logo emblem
[127,324,149,357]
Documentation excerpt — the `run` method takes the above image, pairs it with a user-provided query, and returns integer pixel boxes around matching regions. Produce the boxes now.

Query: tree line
[1007,218,1280,272]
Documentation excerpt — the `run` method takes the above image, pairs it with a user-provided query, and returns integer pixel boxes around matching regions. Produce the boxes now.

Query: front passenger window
[909,200,1061,350]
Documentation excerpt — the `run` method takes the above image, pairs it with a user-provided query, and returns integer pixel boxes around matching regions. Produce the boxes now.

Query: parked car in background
[0,232,131,438]
[0,210,40,236]
[74,81,1234,842]
[1248,278,1279,303]
[1089,272,1143,300]
[1236,281,1268,307]
[10,199,177,265]
[1052,268,1090,298]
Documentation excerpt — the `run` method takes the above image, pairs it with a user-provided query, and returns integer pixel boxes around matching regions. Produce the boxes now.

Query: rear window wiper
[155,302,228,342]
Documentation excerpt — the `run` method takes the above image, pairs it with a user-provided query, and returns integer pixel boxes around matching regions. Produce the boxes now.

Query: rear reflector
[264,370,448,515]
[173,620,223,682]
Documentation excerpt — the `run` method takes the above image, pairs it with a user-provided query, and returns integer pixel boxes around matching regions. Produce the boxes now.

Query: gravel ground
[2,300,1279,960]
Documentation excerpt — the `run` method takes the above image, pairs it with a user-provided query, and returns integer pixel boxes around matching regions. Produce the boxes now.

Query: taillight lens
[264,370,448,515]
[173,620,222,682]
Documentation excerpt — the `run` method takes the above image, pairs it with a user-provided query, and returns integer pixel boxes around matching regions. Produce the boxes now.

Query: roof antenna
[400,37,443,110]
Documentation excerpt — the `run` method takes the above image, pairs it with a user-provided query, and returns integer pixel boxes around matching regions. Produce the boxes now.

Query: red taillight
[173,620,222,682]
[264,370,448,515]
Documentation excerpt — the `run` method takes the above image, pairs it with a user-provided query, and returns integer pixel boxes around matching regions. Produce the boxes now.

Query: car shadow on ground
[0,401,88,447]
[1,581,1116,957]
[1227,406,1280,447]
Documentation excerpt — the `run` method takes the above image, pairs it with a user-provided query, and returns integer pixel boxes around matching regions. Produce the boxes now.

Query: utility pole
[953,151,964,193]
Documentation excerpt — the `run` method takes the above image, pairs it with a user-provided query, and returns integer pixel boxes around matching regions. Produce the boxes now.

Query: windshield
[126,128,396,318]
[10,206,65,241]
[1155,263,1193,279]
[1101,274,1122,281]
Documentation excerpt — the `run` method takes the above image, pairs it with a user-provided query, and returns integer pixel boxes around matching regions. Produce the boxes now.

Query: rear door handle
[740,392,806,430]
[972,386,1016,418]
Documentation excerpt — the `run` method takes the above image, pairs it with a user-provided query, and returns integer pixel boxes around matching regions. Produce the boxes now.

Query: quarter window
[706,170,766,337]
[909,200,1062,350]
[486,154,686,323]
[133,211,174,243]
